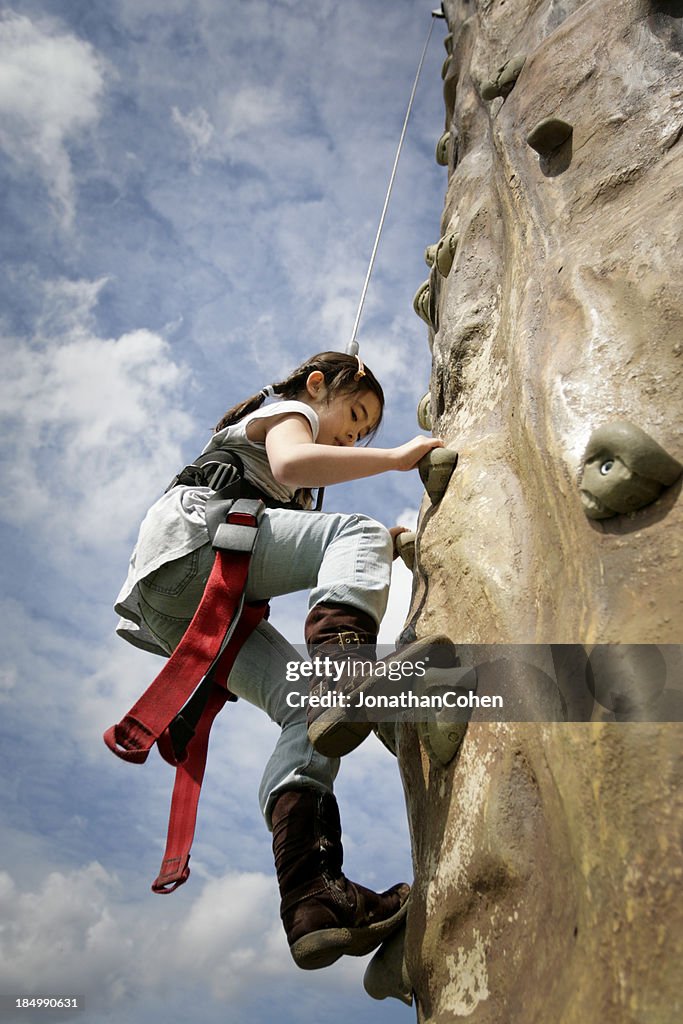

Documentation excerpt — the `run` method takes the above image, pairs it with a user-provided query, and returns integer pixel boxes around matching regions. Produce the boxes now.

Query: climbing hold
[418,718,468,768]
[480,54,526,101]
[586,645,667,720]
[526,117,573,156]
[435,230,458,277]
[364,919,413,1006]
[417,392,432,431]
[443,32,453,55]
[441,54,453,80]
[424,243,438,268]
[396,531,416,571]
[435,131,450,166]
[580,421,682,519]
[412,280,431,326]
[417,665,475,766]
[418,448,458,504]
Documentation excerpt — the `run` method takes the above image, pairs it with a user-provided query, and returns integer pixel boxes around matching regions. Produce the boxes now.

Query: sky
[0,2,449,1022]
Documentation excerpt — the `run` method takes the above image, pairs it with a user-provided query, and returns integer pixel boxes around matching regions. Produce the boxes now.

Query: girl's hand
[392,436,444,472]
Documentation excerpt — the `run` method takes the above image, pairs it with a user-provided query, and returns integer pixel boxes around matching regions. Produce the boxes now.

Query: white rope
[347,11,443,356]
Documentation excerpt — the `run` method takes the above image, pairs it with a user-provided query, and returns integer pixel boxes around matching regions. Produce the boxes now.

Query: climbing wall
[392,2,683,1020]
[410,0,683,645]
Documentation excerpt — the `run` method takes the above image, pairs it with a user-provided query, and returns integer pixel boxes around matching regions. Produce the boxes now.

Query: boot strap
[334,630,361,648]
[280,873,353,917]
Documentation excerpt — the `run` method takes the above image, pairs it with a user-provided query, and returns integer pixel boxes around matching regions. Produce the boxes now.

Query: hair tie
[354,354,365,381]
[261,384,276,399]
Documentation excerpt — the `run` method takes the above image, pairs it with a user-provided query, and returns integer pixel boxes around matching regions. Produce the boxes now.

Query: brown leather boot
[308,632,461,757]
[304,602,378,757]
[271,787,410,970]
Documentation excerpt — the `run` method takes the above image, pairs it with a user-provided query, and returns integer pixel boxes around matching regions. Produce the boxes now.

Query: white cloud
[171,104,214,170]
[0,858,388,1016]
[0,11,106,226]
[0,861,290,1007]
[0,277,196,563]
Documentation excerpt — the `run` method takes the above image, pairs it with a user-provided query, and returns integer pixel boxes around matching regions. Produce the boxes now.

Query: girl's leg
[137,507,394,795]
[226,619,340,826]
[244,508,395,758]
[243,508,393,627]
[138,510,408,968]
[138,547,340,823]
[138,507,393,638]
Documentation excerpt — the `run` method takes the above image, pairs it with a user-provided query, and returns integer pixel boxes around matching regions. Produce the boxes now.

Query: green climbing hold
[480,54,526,101]
[580,420,682,519]
[435,230,458,277]
[526,117,573,156]
[395,531,416,571]
[435,131,450,166]
[412,280,431,326]
[364,920,413,1006]
[424,243,438,268]
[418,448,458,504]
[417,392,432,431]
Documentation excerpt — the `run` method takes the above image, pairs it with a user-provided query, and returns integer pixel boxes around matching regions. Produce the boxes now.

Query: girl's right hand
[392,436,444,472]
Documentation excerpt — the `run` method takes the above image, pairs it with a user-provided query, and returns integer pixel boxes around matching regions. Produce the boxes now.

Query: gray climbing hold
[435,130,450,166]
[417,392,432,431]
[363,918,413,1006]
[418,448,459,504]
[435,230,458,277]
[586,645,668,721]
[418,718,468,768]
[396,531,416,571]
[580,421,682,519]
[443,32,453,55]
[480,54,526,101]
[526,117,573,156]
[417,666,475,766]
[424,243,438,268]
[412,279,431,326]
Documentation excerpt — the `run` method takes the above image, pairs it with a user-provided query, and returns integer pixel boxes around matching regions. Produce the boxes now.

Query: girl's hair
[214,351,385,437]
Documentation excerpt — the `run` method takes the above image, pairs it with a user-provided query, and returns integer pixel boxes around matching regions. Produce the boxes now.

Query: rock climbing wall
[395,1,683,1020]
[412,0,683,644]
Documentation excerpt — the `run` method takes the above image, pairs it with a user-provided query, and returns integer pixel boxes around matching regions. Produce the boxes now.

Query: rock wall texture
[411,0,683,645]
[397,2,683,1021]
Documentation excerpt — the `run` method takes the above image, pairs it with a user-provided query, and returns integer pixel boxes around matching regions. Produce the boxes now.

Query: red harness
[104,499,268,893]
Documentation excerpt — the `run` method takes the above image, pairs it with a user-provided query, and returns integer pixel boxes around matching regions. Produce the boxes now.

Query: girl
[115,351,442,970]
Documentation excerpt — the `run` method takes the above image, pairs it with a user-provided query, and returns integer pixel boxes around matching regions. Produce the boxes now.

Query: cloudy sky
[0,1,449,1022]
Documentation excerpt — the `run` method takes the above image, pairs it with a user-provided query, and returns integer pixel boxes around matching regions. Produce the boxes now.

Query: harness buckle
[211,498,265,554]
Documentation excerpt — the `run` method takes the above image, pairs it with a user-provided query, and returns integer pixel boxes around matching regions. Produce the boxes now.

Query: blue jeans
[137,508,393,827]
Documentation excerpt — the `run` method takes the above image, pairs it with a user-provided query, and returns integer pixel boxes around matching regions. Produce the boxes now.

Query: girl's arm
[265,415,444,489]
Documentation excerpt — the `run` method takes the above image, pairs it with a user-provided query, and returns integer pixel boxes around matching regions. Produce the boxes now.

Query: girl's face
[304,372,381,447]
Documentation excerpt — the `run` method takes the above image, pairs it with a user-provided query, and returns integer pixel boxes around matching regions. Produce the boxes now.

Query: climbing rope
[346,8,445,356]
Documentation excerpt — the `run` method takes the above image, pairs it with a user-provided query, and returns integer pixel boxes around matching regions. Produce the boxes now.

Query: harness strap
[151,601,265,893]
[104,498,268,892]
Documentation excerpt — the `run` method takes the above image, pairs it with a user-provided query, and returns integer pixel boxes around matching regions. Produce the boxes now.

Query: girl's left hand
[389,525,410,560]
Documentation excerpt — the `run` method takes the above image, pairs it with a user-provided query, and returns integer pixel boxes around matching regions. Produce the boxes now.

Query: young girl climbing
[114,350,443,970]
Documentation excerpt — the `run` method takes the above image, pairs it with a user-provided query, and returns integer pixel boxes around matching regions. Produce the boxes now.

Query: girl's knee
[339,513,392,556]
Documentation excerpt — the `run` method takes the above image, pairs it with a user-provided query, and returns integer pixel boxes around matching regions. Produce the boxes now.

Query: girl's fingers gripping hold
[393,436,444,472]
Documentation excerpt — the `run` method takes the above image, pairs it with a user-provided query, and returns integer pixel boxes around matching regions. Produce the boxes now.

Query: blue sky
[0,2,448,1021]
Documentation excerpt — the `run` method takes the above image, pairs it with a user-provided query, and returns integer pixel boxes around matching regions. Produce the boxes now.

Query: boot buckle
[336,631,360,648]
